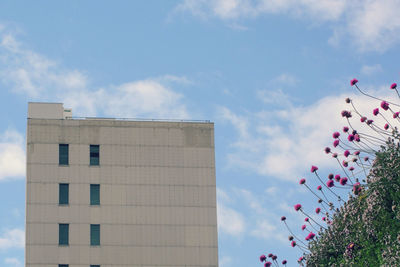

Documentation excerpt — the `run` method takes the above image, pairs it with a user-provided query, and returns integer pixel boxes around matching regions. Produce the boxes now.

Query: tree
[260,80,400,266]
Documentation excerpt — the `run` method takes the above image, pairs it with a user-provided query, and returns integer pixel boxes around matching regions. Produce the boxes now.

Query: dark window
[90,184,100,205]
[59,144,69,165]
[59,183,69,205]
[90,265,100,267]
[59,224,69,245]
[90,224,100,246]
[59,265,69,267]
[90,145,99,166]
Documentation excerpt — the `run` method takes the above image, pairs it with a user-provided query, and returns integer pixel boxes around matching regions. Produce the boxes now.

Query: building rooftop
[28,102,211,123]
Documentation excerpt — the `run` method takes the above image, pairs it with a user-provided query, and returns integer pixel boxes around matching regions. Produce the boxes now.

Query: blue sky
[0,1,400,266]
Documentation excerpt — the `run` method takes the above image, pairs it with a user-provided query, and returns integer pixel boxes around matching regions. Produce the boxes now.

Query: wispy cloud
[0,228,24,250]
[217,188,246,236]
[360,64,383,76]
[218,187,294,244]
[219,256,233,267]
[0,129,25,181]
[0,29,190,119]
[4,258,22,267]
[219,81,396,182]
[175,0,400,52]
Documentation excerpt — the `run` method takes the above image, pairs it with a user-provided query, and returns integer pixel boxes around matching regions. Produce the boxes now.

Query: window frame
[90,224,100,246]
[59,183,69,205]
[90,184,100,206]
[59,144,69,165]
[89,145,100,166]
[59,223,69,246]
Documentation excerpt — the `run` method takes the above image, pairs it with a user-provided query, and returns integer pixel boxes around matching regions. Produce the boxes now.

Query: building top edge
[27,117,213,124]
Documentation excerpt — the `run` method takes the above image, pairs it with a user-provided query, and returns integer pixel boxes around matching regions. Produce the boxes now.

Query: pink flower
[333,140,340,147]
[340,177,348,185]
[332,153,338,158]
[301,224,306,230]
[353,182,362,195]
[281,216,286,221]
[367,119,374,125]
[354,150,360,156]
[282,260,287,265]
[328,173,334,179]
[360,116,367,122]
[305,217,309,222]
[298,256,304,262]
[342,160,348,167]
[306,232,315,240]
[391,83,397,89]
[343,126,349,132]
[327,180,334,187]
[315,207,321,214]
[268,253,273,258]
[299,178,306,185]
[324,147,331,153]
[317,185,322,190]
[345,98,351,103]
[341,110,352,118]
[294,204,302,211]
[272,255,277,261]
[348,134,355,142]
[332,132,340,139]
[373,108,379,116]
[381,101,389,110]
[264,262,272,267]
[344,150,350,157]
[260,255,267,262]
[334,174,341,182]
[349,166,355,171]
[322,217,326,221]
[311,165,318,173]
[364,156,369,161]
[384,123,389,130]
[354,134,361,142]
[350,78,358,86]
[394,112,399,119]
[291,241,296,247]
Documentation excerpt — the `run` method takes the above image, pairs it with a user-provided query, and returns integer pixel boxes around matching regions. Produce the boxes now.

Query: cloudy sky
[1,1,400,266]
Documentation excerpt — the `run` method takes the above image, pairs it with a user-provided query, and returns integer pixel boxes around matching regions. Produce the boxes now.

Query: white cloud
[0,129,25,181]
[220,83,396,182]
[0,30,190,119]
[219,256,233,267]
[4,258,22,267]
[218,187,292,244]
[217,202,246,236]
[234,188,266,214]
[217,188,246,236]
[250,219,287,243]
[0,33,88,98]
[348,0,400,52]
[217,106,249,139]
[176,0,400,52]
[360,64,383,75]
[0,229,24,250]
[265,186,278,195]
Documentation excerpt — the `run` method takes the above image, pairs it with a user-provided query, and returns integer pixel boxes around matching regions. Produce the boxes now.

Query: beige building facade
[26,102,218,267]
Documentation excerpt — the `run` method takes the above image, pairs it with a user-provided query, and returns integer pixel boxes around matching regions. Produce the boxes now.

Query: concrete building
[26,102,218,267]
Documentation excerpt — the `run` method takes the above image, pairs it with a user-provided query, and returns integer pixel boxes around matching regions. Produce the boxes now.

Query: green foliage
[306,139,400,266]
